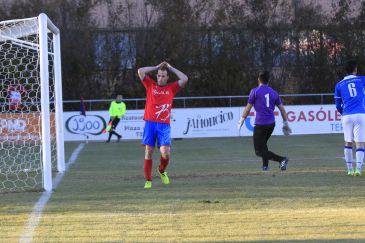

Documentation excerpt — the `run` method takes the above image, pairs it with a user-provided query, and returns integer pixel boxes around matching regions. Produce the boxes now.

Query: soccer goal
[0,13,65,192]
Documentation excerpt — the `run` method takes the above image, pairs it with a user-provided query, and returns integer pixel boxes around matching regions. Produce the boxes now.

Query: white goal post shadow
[0,13,65,192]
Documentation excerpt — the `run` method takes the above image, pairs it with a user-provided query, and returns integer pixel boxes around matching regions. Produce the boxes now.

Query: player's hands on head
[282,121,292,136]
[156,61,166,69]
[237,117,245,130]
[157,61,173,70]
[164,61,172,69]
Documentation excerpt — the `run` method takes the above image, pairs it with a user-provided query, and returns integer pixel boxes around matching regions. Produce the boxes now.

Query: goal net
[0,14,65,192]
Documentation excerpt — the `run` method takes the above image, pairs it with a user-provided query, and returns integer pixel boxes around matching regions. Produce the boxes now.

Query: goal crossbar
[0,18,38,42]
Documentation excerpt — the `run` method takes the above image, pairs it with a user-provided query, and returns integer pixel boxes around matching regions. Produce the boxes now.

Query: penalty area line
[19,143,86,243]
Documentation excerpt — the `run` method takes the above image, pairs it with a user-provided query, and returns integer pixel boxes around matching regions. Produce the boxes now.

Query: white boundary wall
[61,104,342,141]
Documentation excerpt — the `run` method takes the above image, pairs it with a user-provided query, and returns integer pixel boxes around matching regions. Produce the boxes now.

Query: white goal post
[0,13,65,192]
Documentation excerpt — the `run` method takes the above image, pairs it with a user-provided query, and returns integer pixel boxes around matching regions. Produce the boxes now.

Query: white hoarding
[63,105,342,141]
[64,111,145,141]
[171,107,239,138]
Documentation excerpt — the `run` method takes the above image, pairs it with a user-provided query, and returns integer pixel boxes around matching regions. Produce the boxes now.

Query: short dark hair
[345,60,357,74]
[158,64,170,75]
[258,71,270,84]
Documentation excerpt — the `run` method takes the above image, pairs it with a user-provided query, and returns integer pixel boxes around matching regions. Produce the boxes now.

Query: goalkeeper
[105,94,126,143]
[237,71,291,171]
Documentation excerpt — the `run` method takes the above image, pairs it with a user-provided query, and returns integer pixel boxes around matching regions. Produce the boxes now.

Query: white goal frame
[0,13,65,192]
[39,13,65,191]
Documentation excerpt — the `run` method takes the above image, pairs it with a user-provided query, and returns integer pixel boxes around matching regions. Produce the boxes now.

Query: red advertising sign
[0,113,55,141]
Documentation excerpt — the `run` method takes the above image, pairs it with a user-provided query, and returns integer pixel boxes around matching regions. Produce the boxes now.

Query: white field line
[19,143,86,243]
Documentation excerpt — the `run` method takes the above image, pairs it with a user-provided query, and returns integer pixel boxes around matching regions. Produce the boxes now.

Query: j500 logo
[66,115,106,135]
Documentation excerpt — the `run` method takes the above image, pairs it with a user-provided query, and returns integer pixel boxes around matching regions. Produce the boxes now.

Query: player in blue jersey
[237,71,292,171]
[334,60,365,176]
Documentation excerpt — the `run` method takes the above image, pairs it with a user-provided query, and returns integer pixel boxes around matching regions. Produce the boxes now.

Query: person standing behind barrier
[334,60,365,176]
[237,71,292,171]
[105,94,126,143]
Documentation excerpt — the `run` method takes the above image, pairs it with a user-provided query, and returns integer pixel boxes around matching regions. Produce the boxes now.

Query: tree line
[1,0,365,109]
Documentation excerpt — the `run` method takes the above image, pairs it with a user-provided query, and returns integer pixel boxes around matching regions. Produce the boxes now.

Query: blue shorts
[142,121,171,147]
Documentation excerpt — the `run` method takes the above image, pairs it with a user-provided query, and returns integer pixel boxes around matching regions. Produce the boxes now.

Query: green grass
[1,134,365,242]
[0,143,61,193]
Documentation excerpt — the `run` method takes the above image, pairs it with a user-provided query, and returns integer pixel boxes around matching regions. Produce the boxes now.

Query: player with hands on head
[238,71,291,171]
[138,61,188,189]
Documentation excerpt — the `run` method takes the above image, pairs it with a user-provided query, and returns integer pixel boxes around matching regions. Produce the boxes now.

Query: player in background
[138,61,188,189]
[7,84,27,112]
[105,94,126,143]
[237,71,291,171]
[334,60,365,176]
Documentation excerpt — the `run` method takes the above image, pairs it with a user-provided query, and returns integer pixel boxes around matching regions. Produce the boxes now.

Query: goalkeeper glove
[237,117,245,130]
[282,121,292,136]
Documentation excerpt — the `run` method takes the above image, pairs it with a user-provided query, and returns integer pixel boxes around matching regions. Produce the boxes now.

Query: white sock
[356,148,364,171]
[344,146,353,170]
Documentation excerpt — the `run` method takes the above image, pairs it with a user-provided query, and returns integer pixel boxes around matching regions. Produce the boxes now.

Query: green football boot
[347,169,354,176]
[354,169,361,176]
[144,180,152,189]
[158,169,170,185]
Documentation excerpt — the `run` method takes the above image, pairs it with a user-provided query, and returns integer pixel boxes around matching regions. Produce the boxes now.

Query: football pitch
[1,134,365,242]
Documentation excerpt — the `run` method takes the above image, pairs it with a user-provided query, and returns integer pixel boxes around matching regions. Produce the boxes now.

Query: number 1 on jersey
[264,93,270,107]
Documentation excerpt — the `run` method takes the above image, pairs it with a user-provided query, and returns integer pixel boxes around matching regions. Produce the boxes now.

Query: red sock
[159,156,169,173]
[144,159,152,181]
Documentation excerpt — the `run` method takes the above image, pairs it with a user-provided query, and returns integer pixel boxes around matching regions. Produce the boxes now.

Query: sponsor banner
[282,105,342,135]
[64,113,107,141]
[171,107,239,138]
[64,111,145,141]
[63,105,342,141]
[238,105,342,136]
[0,113,55,141]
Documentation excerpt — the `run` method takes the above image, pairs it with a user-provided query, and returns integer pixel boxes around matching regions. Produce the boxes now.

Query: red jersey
[142,75,180,124]
[6,85,27,111]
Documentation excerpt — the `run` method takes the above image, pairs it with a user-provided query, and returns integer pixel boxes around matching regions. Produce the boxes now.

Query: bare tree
[2,0,365,107]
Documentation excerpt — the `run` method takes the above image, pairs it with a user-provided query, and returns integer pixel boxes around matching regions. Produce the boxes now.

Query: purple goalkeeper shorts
[142,120,171,147]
